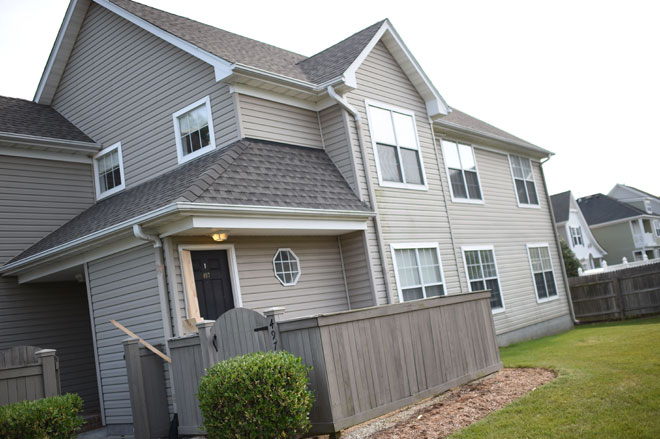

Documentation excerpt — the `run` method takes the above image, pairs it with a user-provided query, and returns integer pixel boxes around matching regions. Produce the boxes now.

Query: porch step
[80,413,103,433]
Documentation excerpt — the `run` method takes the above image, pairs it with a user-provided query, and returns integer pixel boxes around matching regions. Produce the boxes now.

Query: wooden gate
[0,346,60,406]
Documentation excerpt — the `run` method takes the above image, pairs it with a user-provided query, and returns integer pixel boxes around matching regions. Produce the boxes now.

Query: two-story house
[0,0,574,435]
[578,193,660,264]
[609,184,660,216]
[551,191,607,269]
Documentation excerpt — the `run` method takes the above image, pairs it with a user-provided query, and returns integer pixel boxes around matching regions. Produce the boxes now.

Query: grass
[451,316,660,439]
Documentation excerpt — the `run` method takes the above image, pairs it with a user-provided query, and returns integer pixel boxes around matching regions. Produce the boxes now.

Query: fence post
[609,273,625,320]
[35,349,59,398]
[196,320,216,369]
[123,338,150,439]
[264,307,286,351]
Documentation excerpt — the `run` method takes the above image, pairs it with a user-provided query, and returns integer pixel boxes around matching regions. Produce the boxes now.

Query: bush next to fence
[0,393,84,439]
[561,239,582,277]
[198,351,314,439]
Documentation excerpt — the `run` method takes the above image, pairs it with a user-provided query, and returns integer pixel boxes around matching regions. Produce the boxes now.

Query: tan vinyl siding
[339,231,374,309]
[0,154,98,411]
[319,104,359,196]
[346,41,459,303]
[438,143,571,335]
[87,244,165,426]
[168,235,350,335]
[51,3,238,189]
[238,94,323,148]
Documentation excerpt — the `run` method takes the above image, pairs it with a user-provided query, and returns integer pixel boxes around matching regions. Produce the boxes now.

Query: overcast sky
[1,0,658,198]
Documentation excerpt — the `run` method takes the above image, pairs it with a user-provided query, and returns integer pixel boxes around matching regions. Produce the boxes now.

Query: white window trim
[507,154,541,209]
[526,242,560,304]
[365,99,429,191]
[441,139,485,204]
[390,242,446,303]
[569,226,584,247]
[178,244,243,323]
[172,96,217,164]
[273,248,301,286]
[93,141,125,200]
[654,219,660,237]
[461,245,505,313]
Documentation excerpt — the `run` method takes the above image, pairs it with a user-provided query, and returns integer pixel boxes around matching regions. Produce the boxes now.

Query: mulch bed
[346,368,556,439]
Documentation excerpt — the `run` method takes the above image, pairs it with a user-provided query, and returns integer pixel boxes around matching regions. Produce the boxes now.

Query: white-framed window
[633,250,644,262]
[366,100,427,190]
[173,96,216,164]
[462,246,504,311]
[93,142,125,199]
[654,219,660,237]
[527,244,558,302]
[508,155,539,207]
[391,243,445,302]
[644,200,652,214]
[441,140,483,203]
[569,226,584,247]
[273,249,301,286]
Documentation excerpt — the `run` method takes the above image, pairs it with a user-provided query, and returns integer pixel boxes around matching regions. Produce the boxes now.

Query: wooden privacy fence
[157,291,501,437]
[569,262,660,322]
[0,346,60,406]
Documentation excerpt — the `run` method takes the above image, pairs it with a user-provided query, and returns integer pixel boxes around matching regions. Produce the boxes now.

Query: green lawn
[452,317,660,439]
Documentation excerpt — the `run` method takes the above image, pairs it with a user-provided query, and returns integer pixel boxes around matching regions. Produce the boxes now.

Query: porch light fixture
[211,232,228,242]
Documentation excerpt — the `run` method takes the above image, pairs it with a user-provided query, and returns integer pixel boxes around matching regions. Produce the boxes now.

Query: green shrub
[198,351,314,439]
[0,393,84,439]
[560,239,582,277]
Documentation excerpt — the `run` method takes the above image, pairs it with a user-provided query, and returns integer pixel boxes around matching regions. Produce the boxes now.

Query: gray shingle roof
[8,139,371,264]
[437,108,549,154]
[109,0,384,85]
[550,191,571,224]
[0,95,93,142]
[577,193,648,226]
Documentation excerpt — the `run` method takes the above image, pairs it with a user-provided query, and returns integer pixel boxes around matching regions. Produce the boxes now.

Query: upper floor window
[655,220,660,237]
[527,244,558,302]
[509,155,539,207]
[173,96,216,164]
[462,246,504,311]
[441,140,483,202]
[570,226,584,246]
[644,200,652,214]
[366,101,426,190]
[391,243,445,302]
[93,142,125,199]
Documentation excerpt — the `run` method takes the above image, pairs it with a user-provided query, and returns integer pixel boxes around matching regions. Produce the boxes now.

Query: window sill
[451,197,485,205]
[517,203,541,209]
[378,180,428,191]
[491,306,506,315]
[177,144,215,164]
[96,183,125,201]
[537,295,560,304]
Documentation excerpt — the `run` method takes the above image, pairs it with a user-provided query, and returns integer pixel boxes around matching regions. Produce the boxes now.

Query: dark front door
[191,250,235,320]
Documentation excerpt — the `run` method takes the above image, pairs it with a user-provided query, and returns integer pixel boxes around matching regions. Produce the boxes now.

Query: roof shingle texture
[8,139,371,264]
[109,0,383,84]
[577,193,648,226]
[550,191,571,224]
[0,96,93,142]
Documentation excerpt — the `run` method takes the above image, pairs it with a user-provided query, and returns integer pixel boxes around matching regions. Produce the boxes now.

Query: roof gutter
[327,85,395,305]
[0,131,98,153]
[0,202,374,276]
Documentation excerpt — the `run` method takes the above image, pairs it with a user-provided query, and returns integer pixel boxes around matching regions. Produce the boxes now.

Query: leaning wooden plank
[110,319,171,363]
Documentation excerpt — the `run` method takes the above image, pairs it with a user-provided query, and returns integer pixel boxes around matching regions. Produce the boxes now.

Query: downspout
[539,157,579,324]
[132,224,177,410]
[327,86,394,304]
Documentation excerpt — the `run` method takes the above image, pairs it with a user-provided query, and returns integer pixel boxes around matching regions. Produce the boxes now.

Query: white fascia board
[342,21,449,118]
[189,216,368,233]
[229,84,336,112]
[0,145,92,164]
[93,0,234,81]
[0,202,374,275]
[588,216,644,229]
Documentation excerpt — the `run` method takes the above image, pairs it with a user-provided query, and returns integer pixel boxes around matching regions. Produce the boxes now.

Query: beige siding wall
[437,144,571,334]
[319,104,359,196]
[339,231,375,308]
[52,3,239,189]
[168,235,350,335]
[345,41,458,304]
[0,154,98,411]
[238,94,323,148]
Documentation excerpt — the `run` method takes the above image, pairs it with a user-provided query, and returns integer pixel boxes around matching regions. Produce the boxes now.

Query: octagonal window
[273,248,301,286]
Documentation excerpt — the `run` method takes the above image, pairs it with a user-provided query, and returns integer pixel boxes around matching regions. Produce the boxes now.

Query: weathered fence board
[0,346,60,407]
[569,262,660,322]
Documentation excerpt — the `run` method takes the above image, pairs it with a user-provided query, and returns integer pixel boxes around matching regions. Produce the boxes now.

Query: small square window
[173,96,216,164]
[273,249,301,286]
[93,142,125,199]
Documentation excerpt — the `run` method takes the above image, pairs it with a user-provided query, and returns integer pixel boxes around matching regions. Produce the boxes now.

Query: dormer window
[644,199,652,214]
[173,96,216,164]
[93,142,125,199]
[366,101,427,190]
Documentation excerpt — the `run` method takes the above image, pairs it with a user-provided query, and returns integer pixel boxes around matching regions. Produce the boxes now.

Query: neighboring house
[578,194,660,264]
[609,183,660,216]
[551,191,607,270]
[0,0,573,435]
